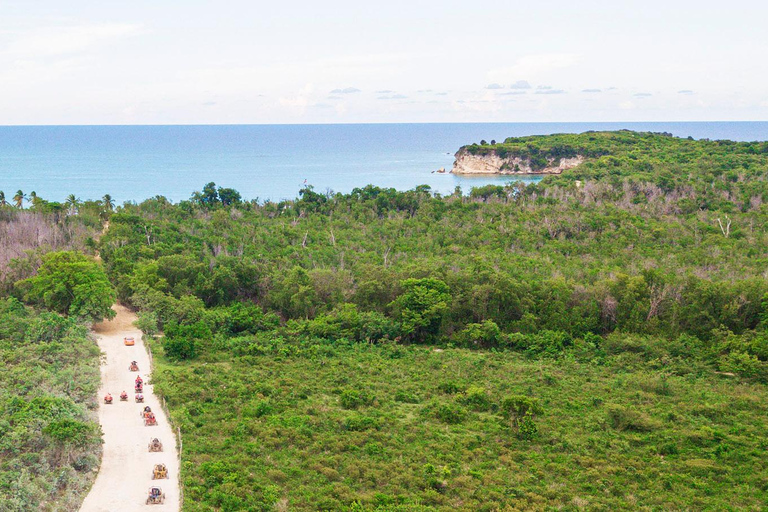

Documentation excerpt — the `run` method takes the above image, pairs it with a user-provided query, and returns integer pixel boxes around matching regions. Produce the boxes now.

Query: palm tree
[28,191,40,209]
[13,190,25,208]
[65,194,80,215]
[0,191,6,207]
[102,194,115,212]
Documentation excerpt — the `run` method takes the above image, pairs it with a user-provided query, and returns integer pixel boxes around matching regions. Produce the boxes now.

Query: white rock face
[451,149,584,175]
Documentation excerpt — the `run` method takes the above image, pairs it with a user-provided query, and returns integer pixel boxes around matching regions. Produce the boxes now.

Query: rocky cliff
[450,148,584,175]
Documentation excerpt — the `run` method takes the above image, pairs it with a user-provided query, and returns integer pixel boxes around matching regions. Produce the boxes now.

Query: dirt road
[80,305,180,512]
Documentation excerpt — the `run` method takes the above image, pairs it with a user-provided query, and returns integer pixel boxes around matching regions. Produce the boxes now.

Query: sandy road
[80,305,180,512]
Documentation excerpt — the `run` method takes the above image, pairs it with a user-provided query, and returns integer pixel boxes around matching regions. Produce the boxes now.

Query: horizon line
[0,120,767,128]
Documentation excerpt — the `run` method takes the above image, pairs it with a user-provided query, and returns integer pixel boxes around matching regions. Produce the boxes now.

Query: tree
[218,187,242,206]
[102,194,115,212]
[13,190,25,208]
[0,191,5,206]
[201,182,219,206]
[16,251,116,322]
[390,278,451,342]
[65,194,81,215]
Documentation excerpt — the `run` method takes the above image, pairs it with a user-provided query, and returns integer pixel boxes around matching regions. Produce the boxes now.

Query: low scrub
[0,298,101,511]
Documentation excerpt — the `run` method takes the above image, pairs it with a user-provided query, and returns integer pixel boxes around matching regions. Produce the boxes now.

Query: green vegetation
[147,334,768,510]
[87,132,768,510]
[4,131,768,509]
[0,206,109,511]
[16,251,116,322]
[0,298,102,511]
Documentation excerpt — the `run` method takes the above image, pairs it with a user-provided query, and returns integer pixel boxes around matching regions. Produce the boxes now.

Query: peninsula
[451,131,616,175]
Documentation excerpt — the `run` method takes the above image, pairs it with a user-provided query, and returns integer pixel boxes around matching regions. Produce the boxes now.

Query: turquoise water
[0,122,767,204]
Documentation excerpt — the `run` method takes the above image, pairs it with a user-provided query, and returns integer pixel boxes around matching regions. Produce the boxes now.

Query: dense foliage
[16,251,116,322]
[88,131,768,509]
[0,298,102,511]
[5,131,768,510]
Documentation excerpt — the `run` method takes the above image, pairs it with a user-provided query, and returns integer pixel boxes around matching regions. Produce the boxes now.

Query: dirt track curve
[80,305,180,512]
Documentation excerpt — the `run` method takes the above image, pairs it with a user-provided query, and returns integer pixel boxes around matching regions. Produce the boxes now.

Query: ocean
[0,122,767,204]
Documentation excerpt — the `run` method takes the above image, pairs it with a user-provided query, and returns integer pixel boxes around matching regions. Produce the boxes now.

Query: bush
[452,320,505,349]
[394,390,421,404]
[719,351,766,382]
[517,411,539,440]
[343,414,380,431]
[501,395,544,437]
[43,419,98,447]
[164,336,197,360]
[435,403,467,424]
[305,304,399,343]
[437,381,467,394]
[134,311,159,336]
[606,404,659,432]
[517,330,573,355]
[339,389,375,409]
[163,320,212,360]
[458,386,493,411]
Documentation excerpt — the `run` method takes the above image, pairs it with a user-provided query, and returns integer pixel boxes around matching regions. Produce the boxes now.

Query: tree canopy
[16,251,116,322]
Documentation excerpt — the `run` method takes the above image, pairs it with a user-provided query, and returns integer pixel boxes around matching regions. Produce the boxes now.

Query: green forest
[2,131,768,510]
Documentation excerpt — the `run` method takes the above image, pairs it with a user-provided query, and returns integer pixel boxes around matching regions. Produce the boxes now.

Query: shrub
[521,330,573,355]
[394,390,421,403]
[719,351,766,382]
[164,336,197,360]
[452,320,505,349]
[243,400,274,418]
[305,304,399,343]
[517,411,539,440]
[606,405,659,432]
[339,389,375,409]
[343,414,380,431]
[458,386,493,411]
[43,419,98,447]
[435,403,467,424]
[134,310,159,336]
[501,395,544,437]
[437,381,467,394]
[163,320,212,360]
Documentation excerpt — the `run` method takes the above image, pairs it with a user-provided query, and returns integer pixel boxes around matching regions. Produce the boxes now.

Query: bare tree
[716,215,731,238]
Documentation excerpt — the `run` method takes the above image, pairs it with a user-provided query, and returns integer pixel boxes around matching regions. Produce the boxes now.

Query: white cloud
[330,87,360,94]
[509,80,532,90]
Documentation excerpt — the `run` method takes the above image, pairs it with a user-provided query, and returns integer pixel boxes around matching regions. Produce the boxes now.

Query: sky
[0,0,766,125]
